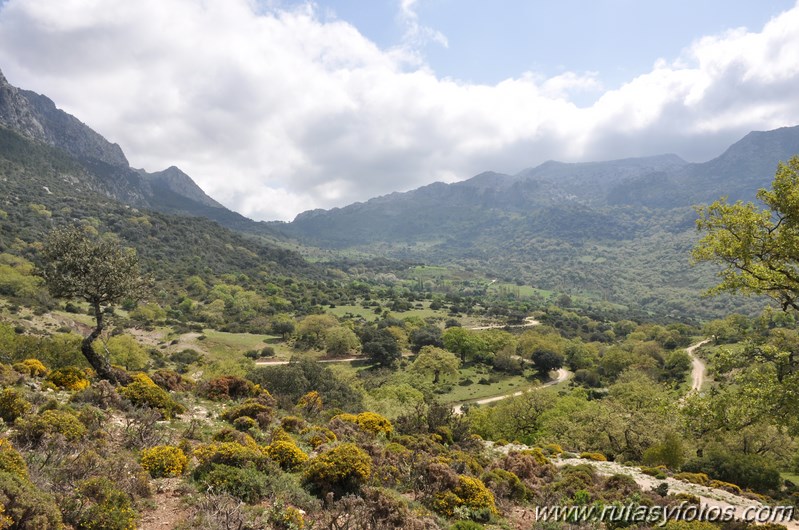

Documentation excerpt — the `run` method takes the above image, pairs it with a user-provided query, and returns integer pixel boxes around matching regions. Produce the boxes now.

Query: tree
[531,348,564,377]
[360,328,400,368]
[411,346,460,384]
[694,156,799,310]
[38,226,150,383]
[324,326,360,357]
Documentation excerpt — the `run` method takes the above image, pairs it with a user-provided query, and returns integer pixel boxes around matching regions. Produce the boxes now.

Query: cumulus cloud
[0,0,797,220]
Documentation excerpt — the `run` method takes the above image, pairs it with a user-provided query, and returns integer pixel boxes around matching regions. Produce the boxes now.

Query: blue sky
[312,0,795,86]
[0,0,798,220]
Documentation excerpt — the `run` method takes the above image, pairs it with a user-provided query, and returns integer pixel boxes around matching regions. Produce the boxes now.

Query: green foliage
[0,471,63,529]
[65,477,137,530]
[220,399,272,427]
[0,440,27,480]
[303,443,372,498]
[324,326,360,356]
[16,408,87,443]
[97,334,149,371]
[47,366,91,390]
[683,451,781,492]
[0,388,31,423]
[194,441,269,471]
[411,346,460,384]
[140,445,188,478]
[248,359,363,411]
[118,380,184,419]
[579,452,607,462]
[198,375,257,401]
[266,440,309,471]
[12,358,48,377]
[196,463,271,503]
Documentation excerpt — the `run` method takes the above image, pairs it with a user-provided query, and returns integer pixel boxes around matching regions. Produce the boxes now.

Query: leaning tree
[38,226,151,384]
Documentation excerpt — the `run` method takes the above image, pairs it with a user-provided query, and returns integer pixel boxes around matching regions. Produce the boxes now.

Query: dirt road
[452,368,571,414]
[686,339,711,392]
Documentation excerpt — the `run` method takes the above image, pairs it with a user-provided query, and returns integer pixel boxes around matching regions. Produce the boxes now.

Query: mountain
[0,69,283,236]
[279,126,799,318]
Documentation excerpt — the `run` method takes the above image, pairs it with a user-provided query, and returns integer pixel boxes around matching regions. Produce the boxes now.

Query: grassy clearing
[781,472,799,487]
[436,364,541,404]
[487,282,552,299]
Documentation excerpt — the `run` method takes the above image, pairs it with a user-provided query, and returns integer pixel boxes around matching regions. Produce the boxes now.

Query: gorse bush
[194,441,270,472]
[65,477,137,530]
[12,358,48,377]
[118,379,184,419]
[0,388,31,423]
[266,440,308,471]
[332,412,392,436]
[432,475,497,518]
[303,443,372,498]
[16,408,86,443]
[0,472,62,529]
[47,366,90,390]
[0,440,27,479]
[197,463,271,503]
[140,445,188,478]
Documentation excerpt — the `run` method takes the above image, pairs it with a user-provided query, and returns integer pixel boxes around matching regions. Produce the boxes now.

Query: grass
[436,364,541,404]
[195,329,285,361]
[328,300,452,322]
[781,472,799,487]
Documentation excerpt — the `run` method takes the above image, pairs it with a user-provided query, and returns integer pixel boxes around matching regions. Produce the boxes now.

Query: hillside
[278,127,799,319]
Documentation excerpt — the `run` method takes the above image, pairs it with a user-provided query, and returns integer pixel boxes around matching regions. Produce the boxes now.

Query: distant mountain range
[2,68,798,318]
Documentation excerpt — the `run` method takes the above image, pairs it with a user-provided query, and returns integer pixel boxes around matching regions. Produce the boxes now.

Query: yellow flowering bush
[140,445,188,478]
[0,388,31,423]
[193,441,269,470]
[332,412,393,436]
[13,359,48,377]
[67,477,137,530]
[118,380,184,419]
[0,439,28,479]
[303,443,372,498]
[266,440,308,471]
[579,452,607,462]
[302,426,337,449]
[47,367,90,391]
[432,475,497,517]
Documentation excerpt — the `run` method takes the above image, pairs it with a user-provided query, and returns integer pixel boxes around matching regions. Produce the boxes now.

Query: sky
[0,0,798,221]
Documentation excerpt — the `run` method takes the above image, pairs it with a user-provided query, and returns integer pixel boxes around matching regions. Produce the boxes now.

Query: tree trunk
[82,301,125,384]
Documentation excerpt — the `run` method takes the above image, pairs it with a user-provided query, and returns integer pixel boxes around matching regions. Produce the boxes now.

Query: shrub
[70,380,126,410]
[481,468,529,501]
[521,448,550,466]
[432,475,497,518]
[450,522,484,530]
[0,388,31,423]
[140,445,188,478]
[280,415,306,433]
[65,477,137,530]
[674,472,710,486]
[118,380,184,419]
[579,452,607,461]
[47,366,90,390]
[683,452,781,492]
[266,440,308,471]
[0,472,62,529]
[544,443,564,456]
[198,376,256,401]
[194,441,269,471]
[149,369,193,391]
[16,409,86,443]
[264,501,306,530]
[12,359,48,377]
[233,416,258,432]
[302,426,337,449]
[220,399,272,427]
[332,412,392,436]
[708,479,742,494]
[296,391,323,416]
[303,443,372,498]
[0,440,27,479]
[196,463,270,503]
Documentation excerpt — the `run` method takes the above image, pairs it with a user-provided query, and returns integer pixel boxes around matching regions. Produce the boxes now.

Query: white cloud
[0,0,798,220]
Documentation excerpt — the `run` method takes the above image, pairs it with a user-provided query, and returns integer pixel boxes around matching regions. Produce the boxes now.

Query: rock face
[144,166,224,209]
[0,69,128,167]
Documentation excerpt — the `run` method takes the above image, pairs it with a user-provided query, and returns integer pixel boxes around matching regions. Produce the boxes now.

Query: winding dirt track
[452,368,572,415]
[686,339,711,392]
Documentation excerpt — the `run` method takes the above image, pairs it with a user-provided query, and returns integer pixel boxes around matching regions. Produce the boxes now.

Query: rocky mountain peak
[0,68,128,167]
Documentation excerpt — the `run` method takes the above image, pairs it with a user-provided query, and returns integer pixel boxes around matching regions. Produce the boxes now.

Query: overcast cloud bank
[0,0,798,220]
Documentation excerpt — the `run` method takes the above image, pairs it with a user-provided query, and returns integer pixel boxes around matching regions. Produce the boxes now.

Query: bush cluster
[332,412,393,436]
[266,440,308,471]
[47,367,90,391]
[140,445,188,478]
[16,409,87,444]
[0,389,31,423]
[303,443,372,498]
[118,379,184,419]
[12,359,48,377]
